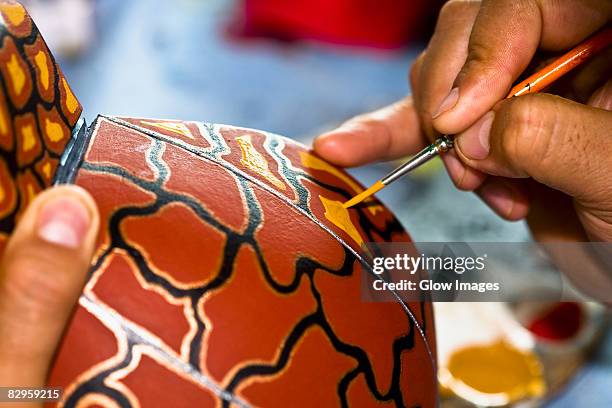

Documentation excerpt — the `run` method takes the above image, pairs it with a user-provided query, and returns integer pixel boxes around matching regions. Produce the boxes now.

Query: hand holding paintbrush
[314,2,612,299]
[340,26,611,209]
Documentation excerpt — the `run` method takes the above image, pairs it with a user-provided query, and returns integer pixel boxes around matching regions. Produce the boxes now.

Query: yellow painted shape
[320,195,364,247]
[45,117,64,142]
[7,54,25,96]
[21,125,35,152]
[300,151,383,215]
[0,178,5,203]
[1,3,26,26]
[141,120,194,139]
[26,183,36,201]
[62,78,79,114]
[445,341,545,405]
[0,105,7,136]
[236,134,286,191]
[42,161,52,180]
[34,50,49,90]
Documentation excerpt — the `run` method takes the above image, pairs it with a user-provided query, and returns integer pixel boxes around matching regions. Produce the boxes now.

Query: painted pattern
[0,0,82,244]
[46,116,437,407]
[0,2,436,405]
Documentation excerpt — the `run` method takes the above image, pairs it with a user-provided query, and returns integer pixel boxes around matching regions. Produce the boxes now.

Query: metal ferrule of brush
[381,135,454,185]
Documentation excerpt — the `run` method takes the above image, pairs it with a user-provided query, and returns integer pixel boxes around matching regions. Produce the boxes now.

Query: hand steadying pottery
[0,186,99,390]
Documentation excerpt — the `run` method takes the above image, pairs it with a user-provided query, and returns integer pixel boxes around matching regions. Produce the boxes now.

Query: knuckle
[348,115,379,131]
[409,51,425,86]
[357,115,395,152]
[458,45,512,90]
[439,0,475,22]
[464,41,513,85]
[500,95,556,171]
[465,38,491,66]
[436,0,480,41]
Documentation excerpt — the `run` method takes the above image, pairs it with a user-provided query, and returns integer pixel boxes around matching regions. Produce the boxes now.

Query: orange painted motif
[24,35,55,102]
[14,113,42,167]
[0,36,32,108]
[0,87,13,151]
[33,152,57,185]
[15,168,40,220]
[0,158,16,218]
[0,1,31,37]
[0,0,82,234]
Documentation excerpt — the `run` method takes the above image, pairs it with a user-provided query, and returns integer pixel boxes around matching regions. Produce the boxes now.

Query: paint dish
[441,341,545,406]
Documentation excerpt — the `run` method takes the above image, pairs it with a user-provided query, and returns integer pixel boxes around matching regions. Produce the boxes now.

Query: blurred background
[26,0,611,406]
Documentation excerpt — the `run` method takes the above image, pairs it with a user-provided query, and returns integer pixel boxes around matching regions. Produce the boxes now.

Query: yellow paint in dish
[442,341,545,406]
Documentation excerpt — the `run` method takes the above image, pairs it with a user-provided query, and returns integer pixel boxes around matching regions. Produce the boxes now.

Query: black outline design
[57,116,437,408]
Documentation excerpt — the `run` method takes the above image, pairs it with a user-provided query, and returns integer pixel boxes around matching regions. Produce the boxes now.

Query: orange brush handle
[508,26,612,98]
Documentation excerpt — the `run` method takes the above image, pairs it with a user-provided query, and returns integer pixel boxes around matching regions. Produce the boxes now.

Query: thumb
[454,93,612,209]
[430,0,609,135]
[0,185,99,388]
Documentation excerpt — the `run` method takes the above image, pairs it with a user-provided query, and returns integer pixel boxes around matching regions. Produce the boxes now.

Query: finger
[313,96,426,167]
[561,49,612,103]
[588,78,612,110]
[525,181,588,242]
[417,0,481,141]
[441,150,488,191]
[409,51,425,112]
[0,186,99,387]
[414,0,483,189]
[536,0,611,51]
[454,93,612,208]
[432,0,610,135]
[524,183,612,301]
[476,177,531,221]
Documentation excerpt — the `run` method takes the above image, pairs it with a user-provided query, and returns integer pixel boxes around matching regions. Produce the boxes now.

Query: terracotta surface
[0,2,437,406]
[45,116,437,407]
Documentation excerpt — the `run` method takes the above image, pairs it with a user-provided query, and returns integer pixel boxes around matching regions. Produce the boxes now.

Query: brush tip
[342,180,385,209]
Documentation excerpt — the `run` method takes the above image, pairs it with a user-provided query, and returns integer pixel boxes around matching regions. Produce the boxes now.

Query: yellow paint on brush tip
[320,196,364,247]
[441,341,545,406]
[343,180,385,209]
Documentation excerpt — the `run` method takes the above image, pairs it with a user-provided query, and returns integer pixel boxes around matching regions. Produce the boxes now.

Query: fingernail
[432,87,459,119]
[457,111,494,160]
[443,151,466,187]
[37,197,91,248]
[480,182,514,217]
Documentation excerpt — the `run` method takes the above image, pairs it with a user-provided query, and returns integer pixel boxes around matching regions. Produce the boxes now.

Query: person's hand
[0,186,99,405]
[313,0,612,244]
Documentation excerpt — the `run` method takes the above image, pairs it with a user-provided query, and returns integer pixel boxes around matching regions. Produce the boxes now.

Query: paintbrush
[343,26,612,209]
